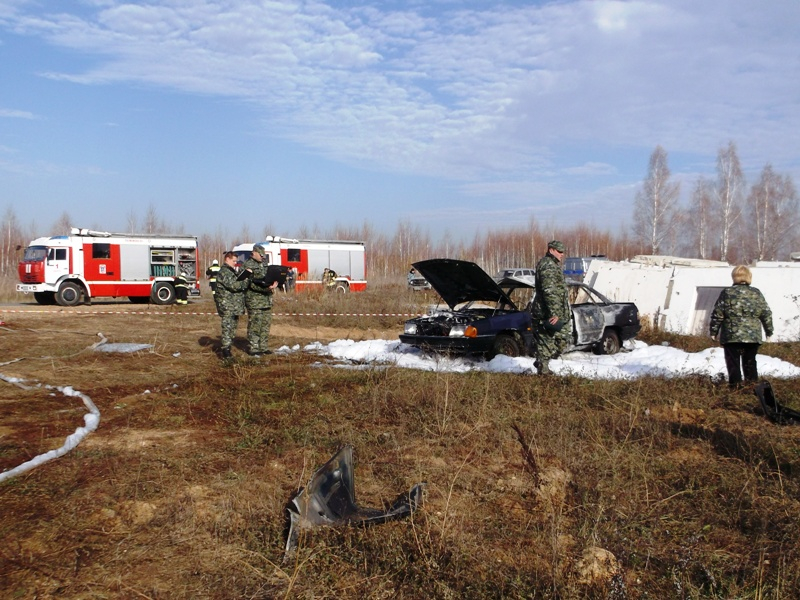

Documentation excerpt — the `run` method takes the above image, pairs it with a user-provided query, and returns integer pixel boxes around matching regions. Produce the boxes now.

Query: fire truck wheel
[56,282,83,306]
[151,282,176,305]
[334,283,349,293]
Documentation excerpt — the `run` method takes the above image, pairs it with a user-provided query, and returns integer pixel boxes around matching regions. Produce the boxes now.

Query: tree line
[632,141,798,263]
[2,139,797,282]
[0,207,635,283]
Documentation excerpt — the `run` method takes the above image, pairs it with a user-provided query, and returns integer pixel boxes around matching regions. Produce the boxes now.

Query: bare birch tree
[1,206,24,276]
[686,176,715,259]
[714,141,745,262]
[143,203,166,234]
[50,212,73,235]
[632,145,681,254]
[126,209,139,233]
[746,164,799,261]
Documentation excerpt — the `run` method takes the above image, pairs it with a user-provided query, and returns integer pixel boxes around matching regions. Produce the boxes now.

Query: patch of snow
[295,339,800,380]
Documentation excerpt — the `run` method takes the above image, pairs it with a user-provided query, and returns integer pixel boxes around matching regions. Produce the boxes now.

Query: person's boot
[537,359,551,375]
[221,347,232,359]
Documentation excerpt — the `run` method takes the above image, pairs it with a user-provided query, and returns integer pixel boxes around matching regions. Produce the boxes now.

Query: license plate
[16,284,39,292]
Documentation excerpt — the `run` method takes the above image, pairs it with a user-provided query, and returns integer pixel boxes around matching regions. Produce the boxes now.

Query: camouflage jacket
[531,253,571,324]
[242,257,274,310]
[709,283,773,344]
[215,265,248,315]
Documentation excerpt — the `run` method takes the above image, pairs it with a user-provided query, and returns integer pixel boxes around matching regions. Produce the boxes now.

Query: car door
[569,284,605,346]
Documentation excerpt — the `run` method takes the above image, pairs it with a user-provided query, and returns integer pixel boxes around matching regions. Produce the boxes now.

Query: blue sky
[1,0,798,241]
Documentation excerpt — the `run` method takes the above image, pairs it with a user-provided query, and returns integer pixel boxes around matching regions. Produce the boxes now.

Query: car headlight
[449,324,467,337]
[404,322,418,335]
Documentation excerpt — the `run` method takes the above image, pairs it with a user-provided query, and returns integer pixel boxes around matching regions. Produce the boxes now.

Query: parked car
[407,268,433,291]
[563,255,607,280]
[400,258,640,358]
[493,267,535,283]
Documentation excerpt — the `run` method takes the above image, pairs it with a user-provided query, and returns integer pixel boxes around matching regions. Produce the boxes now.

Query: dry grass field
[1,286,799,599]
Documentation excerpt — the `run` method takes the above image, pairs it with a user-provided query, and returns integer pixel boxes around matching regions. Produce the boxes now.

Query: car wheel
[594,329,621,355]
[151,282,176,305]
[56,282,83,306]
[492,334,522,358]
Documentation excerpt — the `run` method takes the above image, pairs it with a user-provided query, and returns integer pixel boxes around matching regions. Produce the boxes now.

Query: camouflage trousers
[212,291,222,316]
[533,320,573,373]
[220,313,240,349]
[247,308,273,353]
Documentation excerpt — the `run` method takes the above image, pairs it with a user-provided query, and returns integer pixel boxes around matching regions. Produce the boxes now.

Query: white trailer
[584,256,800,342]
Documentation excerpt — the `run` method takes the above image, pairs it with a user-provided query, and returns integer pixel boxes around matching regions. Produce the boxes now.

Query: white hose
[0,379,101,483]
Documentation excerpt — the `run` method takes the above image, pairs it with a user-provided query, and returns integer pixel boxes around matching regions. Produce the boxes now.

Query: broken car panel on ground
[284,445,425,559]
[754,381,800,425]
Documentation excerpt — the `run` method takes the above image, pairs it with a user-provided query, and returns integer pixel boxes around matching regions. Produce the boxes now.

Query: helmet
[212,259,218,265]
[253,244,267,256]
[180,272,187,278]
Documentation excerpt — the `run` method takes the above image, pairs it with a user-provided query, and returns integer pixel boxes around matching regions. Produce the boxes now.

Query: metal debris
[284,445,424,559]
[754,380,800,425]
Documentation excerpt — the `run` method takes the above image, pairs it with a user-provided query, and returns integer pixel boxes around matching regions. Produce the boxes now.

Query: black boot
[221,347,232,359]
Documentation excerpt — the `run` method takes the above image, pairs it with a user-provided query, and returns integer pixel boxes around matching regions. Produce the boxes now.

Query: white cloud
[0,108,37,119]
[563,162,617,176]
[2,0,799,231]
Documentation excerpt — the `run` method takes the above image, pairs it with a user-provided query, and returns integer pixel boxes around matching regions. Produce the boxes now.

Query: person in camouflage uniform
[709,265,773,388]
[216,252,249,359]
[242,244,278,357]
[530,240,573,375]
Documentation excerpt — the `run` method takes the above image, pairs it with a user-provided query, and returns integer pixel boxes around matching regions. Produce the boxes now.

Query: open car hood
[412,259,521,309]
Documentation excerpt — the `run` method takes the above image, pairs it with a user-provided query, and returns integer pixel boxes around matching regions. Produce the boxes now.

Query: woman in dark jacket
[709,265,773,388]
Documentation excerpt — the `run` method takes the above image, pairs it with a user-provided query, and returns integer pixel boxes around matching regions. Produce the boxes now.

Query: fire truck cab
[232,236,366,292]
[17,228,200,306]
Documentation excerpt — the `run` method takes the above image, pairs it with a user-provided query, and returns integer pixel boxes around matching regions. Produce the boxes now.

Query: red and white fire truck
[17,228,200,306]
[232,237,367,292]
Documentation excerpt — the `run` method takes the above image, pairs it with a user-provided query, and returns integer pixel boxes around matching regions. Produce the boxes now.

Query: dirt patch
[1,309,800,598]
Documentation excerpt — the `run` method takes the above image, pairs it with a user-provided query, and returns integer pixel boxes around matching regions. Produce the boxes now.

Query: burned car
[399,258,640,358]
[400,259,534,357]
[567,279,640,355]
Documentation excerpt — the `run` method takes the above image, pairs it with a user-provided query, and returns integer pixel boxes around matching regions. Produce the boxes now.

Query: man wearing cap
[242,244,278,357]
[216,251,249,359]
[530,240,572,375]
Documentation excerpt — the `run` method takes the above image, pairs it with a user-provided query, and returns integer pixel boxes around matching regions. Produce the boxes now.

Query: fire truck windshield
[23,246,47,261]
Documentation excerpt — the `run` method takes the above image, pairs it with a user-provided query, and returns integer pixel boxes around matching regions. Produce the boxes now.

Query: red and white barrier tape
[0,309,418,317]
